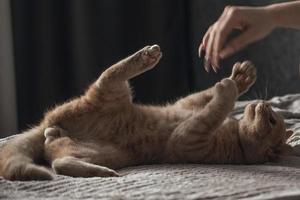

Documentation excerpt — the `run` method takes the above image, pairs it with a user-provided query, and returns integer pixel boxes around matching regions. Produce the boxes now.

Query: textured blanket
[1,94,300,200]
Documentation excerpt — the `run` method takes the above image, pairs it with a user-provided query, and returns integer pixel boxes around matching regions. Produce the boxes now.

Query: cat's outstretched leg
[174,88,214,110]
[97,45,162,84]
[0,128,54,181]
[52,156,120,177]
[174,61,256,110]
[229,61,256,95]
[167,78,238,162]
[45,135,130,178]
[85,45,162,105]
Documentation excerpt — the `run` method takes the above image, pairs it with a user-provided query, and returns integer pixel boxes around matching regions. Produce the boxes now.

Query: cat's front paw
[215,78,238,100]
[229,61,257,95]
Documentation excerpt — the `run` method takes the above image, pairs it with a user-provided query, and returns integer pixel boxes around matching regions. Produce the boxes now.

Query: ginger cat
[0,45,294,181]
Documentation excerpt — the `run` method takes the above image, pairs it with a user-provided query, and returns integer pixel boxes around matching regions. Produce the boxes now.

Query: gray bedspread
[1,94,300,200]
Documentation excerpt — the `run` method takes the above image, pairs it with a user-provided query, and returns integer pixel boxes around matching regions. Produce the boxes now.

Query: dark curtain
[11,0,300,132]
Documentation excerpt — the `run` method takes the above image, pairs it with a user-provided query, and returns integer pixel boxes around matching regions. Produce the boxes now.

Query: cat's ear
[285,130,293,140]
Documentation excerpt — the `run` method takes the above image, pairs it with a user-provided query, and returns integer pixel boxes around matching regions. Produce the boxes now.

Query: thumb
[219,29,257,59]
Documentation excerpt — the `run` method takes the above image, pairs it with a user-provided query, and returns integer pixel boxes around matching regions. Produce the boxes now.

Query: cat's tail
[0,126,53,181]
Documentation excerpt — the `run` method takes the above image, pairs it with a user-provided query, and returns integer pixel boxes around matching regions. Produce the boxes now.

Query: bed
[1,94,300,200]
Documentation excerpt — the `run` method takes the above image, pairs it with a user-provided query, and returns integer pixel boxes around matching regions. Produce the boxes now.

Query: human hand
[199,6,275,72]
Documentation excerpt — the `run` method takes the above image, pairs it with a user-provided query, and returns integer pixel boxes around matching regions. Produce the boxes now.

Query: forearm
[266,1,300,29]
[175,88,213,110]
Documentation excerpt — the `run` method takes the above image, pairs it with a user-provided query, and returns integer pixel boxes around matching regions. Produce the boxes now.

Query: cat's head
[238,102,294,163]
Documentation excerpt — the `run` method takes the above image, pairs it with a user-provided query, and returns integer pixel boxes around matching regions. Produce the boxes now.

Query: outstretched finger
[205,27,217,73]
[213,8,240,67]
[198,26,213,58]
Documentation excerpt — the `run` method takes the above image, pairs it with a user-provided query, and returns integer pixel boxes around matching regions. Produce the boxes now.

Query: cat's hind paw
[143,45,161,59]
[135,44,162,71]
[142,44,162,69]
[229,61,257,95]
[44,127,65,145]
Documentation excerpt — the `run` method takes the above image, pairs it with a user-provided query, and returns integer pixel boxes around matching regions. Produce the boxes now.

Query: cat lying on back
[0,45,294,181]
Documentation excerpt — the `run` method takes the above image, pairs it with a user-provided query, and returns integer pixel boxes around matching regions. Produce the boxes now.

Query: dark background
[11,0,300,131]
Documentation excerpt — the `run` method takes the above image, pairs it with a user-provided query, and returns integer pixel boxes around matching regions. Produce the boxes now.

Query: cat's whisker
[264,87,267,101]
[260,89,264,100]
[257,89,263,100]
[264,78,269,101]
[298,60,300,78]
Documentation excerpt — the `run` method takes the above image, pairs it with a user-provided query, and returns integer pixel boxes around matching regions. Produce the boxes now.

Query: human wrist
[264,4,281,29]
[264,1,300,29]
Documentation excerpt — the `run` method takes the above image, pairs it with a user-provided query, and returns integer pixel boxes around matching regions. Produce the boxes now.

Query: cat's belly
[112,108,192,164]
[44,107,193,168]
[119,129,173,164]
